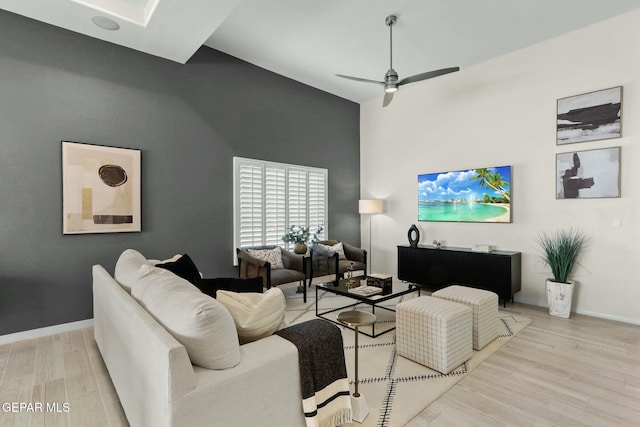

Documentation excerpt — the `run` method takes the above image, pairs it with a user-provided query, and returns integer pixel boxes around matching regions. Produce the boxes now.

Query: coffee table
[315,276,420,338]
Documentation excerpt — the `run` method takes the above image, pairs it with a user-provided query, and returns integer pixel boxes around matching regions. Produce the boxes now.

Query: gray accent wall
[0,10,360,335]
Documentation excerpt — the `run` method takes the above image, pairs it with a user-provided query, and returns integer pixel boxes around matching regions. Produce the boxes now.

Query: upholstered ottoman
[432,285,498,350]
[396,296,472,374]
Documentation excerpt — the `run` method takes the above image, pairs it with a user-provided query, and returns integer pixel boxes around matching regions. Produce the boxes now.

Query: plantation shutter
[308,170,326,237]
[236,161,264,248]
[264,165,286,246]
[287,168,308,228]
[233,157,328,261]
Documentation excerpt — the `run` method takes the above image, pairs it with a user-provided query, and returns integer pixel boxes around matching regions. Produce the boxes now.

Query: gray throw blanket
[276,319,352,427]
[311,245,337,276]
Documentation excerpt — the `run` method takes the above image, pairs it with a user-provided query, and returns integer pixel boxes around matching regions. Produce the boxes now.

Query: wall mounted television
[418,165,511,223]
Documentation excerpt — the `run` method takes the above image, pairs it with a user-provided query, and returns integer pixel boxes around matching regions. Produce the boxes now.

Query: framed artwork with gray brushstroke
[62,141,141,234]
[556,147,620,199]
[557,86,622,145]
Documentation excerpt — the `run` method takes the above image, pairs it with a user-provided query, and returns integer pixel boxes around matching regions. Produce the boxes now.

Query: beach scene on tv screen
[418,166,511,223]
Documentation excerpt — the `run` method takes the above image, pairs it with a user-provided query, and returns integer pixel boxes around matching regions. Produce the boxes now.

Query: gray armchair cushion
[270,269,306,287]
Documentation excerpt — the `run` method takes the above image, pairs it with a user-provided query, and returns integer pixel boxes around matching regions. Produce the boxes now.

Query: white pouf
[432,285,498,350]
[396,296,472,374]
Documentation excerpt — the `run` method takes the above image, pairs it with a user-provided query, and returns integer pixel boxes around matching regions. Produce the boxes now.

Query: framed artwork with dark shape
[556,147,620,199]
[556,86,622,145]
[62,141,141,234]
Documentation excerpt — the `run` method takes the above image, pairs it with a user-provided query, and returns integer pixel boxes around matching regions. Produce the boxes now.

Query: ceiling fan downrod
[384,15,398,93]
[385,15,396,70]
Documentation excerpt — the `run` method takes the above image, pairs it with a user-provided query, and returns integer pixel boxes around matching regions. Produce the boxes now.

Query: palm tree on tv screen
[471,168,511,202]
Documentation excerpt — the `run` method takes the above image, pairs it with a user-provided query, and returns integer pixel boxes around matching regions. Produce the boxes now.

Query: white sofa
[92,250,306,427]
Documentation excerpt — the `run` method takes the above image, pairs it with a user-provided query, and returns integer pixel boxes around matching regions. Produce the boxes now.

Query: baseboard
[573,309,640,326]
[515,295,640,325]
[0,319,94,345]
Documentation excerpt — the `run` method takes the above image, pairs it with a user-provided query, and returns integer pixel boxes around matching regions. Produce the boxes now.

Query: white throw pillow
[318,242,347,260]
[332,242,347,260]
[114,249,150,293]
[216,288,288,344]
[247,247,284,269]
[132,264,240,369]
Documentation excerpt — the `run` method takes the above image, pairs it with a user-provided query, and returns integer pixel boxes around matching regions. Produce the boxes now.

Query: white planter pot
[546,279,574,319]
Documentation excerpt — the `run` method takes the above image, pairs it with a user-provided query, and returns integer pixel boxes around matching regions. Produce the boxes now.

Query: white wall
[360,9,640,324]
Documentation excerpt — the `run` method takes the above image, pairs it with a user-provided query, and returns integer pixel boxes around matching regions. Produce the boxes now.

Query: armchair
[236,245,309,301]
[316,240,367,277]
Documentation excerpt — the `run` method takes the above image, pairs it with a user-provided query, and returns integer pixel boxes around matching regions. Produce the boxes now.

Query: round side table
[337,310,376,423]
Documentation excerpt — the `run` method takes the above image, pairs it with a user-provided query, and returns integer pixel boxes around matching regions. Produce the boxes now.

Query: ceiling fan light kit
[337,14,459,107]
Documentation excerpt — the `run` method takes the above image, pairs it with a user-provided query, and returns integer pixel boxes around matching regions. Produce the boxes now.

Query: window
[233,157,327,257]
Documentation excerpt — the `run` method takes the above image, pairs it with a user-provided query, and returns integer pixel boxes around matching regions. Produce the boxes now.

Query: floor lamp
[359,199,383,274]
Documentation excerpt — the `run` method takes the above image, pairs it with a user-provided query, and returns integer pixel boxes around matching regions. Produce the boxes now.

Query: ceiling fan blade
[397,67,460,86]
[382,92,394,107]
[335,74,385,85]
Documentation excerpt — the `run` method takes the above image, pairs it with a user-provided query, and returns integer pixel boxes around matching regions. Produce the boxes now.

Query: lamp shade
[359,199,384,214]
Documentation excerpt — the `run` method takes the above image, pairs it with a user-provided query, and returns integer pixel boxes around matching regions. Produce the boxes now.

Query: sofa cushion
[132,264,240,369]
[216,288,287,344]
[156,253,201,285]
[114,249,150,293]
[247,247,284,269]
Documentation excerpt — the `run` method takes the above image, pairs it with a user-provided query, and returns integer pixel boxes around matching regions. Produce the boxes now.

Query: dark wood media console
[397,245,521,306]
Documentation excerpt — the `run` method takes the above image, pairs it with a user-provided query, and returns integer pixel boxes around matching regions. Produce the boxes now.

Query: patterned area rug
[281,280,531,427]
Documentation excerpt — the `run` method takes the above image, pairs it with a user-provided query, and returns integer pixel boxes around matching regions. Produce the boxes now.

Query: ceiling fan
[336,15,460,107]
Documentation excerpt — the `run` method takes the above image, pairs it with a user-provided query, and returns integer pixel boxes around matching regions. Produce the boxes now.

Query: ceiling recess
[91,15,120,30]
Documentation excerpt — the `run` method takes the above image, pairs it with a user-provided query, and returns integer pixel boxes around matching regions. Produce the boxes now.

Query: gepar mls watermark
[2,402,70,413]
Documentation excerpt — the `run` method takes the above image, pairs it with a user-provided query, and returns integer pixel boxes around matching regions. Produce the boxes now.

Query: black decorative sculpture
[408,224,420,247]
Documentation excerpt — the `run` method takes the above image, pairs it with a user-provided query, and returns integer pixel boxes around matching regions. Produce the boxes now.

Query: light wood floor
[407,304,640,427]
[0,328,127,427]
[1,303,638,427]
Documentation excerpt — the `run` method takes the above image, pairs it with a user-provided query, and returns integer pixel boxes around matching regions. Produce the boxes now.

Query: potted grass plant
[537,228,587,318]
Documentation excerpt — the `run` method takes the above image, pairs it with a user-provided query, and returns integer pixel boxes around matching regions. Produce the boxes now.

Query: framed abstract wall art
[62,141,141,234]
[418,165,511,223]
[556,147,620,199]
[556,86,622,145]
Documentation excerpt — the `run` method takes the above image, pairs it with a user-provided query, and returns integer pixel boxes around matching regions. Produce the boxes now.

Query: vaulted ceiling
[2,0,639,104]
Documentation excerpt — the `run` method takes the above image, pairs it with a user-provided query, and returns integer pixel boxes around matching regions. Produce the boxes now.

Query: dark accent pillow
[156,254,201,285]
[197,277,264,298]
